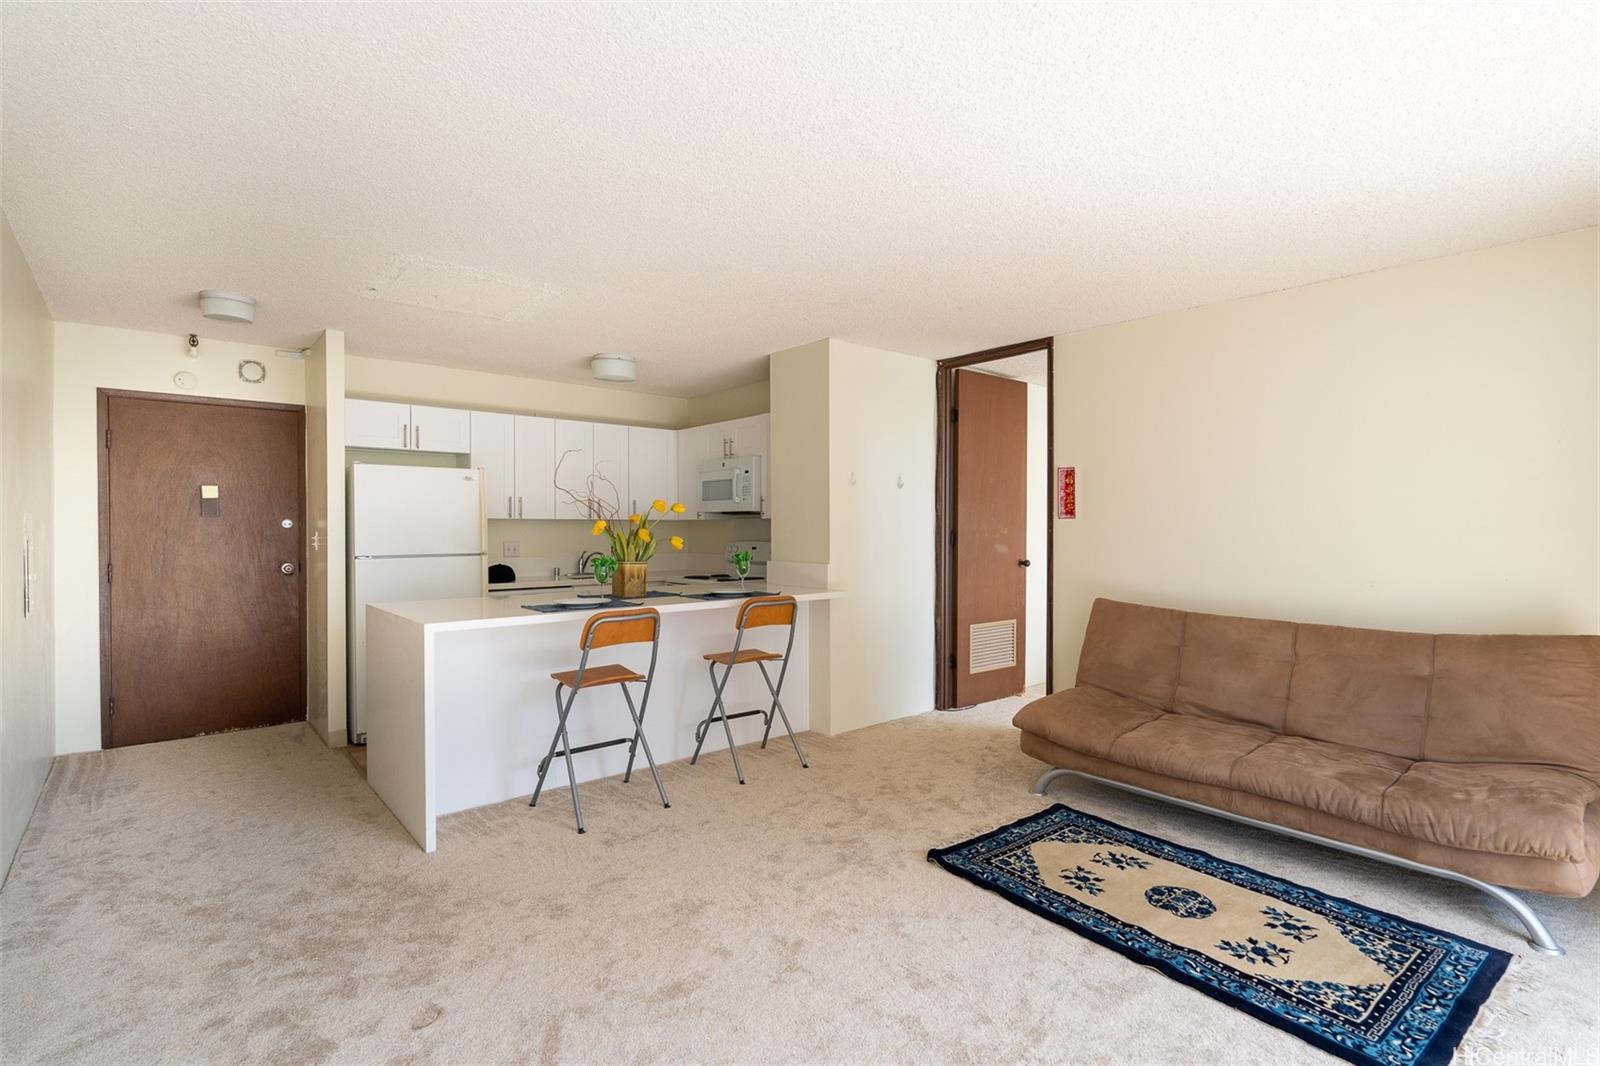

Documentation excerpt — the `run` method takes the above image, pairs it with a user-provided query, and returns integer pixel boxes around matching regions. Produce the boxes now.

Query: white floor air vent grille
[969,619,1017,673]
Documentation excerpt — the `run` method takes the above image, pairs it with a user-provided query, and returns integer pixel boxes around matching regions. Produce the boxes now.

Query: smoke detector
[590,353,636,383]
[198,290,255,323]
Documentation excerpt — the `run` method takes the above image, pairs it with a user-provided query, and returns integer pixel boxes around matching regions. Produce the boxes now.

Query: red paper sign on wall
[1057,466,1076,519]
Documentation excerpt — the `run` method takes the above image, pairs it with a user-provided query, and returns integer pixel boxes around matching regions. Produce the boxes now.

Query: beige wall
[768,338,936,736]
[346,355,688,428]
[683,379,769,426]
[769,340,831,565]
[304,331,346,746]
[51,322,306,754]
[1052,227,1600,685]
[824,340,937,734]
[1,214,57,879]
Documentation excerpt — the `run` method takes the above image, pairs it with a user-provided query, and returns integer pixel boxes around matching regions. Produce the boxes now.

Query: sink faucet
[576,550,604,576]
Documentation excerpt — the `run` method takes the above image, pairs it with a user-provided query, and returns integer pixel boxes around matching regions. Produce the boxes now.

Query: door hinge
[106,561,112,584]
[108,697,115,718]
[949,407,958,423]
[948,653,957,671]
[105,426,111,448]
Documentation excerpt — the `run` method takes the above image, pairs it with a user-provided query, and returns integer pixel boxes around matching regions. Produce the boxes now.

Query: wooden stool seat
[701,648,783,666]
[550,663,646,689]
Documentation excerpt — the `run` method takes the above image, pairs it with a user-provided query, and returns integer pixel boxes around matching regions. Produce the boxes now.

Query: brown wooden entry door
[101,392,306,747]
[952,369,1028,705]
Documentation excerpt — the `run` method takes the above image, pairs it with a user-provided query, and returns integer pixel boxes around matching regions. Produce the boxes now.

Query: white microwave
[697,455,763,514]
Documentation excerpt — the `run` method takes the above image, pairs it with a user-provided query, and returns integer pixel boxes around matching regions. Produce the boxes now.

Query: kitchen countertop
[373,581,842,632]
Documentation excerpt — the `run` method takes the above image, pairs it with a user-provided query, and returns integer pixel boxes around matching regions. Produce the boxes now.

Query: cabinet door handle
[414,426,420,450]
[402,423,409,449]
[518,496,524,518]
[507,495,512,517]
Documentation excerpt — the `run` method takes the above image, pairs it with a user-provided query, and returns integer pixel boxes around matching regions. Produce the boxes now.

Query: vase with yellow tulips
[553,450,687,598]
[590,499,687,597]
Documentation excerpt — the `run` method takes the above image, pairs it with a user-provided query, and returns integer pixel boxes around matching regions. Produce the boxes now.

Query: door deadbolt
[281,518,294,529]
[280,562,296,575]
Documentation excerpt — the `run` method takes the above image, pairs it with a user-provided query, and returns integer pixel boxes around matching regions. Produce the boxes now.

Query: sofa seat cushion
[1107,714,1276,788]
[1012,686,1164,760]
[1230,736,1412,826]
[1381,762,1600,863]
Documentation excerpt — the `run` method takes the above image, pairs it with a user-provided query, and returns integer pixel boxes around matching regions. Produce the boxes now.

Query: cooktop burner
[684,573,736,582]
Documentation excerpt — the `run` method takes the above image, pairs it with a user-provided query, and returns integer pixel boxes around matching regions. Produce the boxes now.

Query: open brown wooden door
[952,369,1028,705]
[101,392,306,747]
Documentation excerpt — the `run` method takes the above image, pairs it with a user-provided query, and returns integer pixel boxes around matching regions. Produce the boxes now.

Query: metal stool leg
[700,659,746,784]
[758,660,807,768]
[689,664,717,765]
[620,684,670,809]
[530,684,569,808]
[556,696,585,834]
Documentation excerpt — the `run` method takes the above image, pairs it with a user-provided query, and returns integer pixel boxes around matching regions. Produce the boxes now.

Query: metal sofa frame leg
[1030,767,1566,956]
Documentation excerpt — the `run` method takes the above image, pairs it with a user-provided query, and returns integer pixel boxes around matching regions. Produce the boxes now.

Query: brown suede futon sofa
[1018,598,1600,954]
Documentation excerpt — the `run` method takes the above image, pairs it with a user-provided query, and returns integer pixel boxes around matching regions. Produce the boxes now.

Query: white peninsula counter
[364,582,843,850]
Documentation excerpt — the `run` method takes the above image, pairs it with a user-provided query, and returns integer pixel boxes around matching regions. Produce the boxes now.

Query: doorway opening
[98,389,307,748]
[934,338,1054,710]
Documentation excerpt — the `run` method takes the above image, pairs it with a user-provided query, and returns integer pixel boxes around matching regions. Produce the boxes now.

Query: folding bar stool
[530,607,669,833]
[690,594,808,784]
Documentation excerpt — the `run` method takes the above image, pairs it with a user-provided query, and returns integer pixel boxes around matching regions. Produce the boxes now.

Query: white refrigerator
[349,464,485,742]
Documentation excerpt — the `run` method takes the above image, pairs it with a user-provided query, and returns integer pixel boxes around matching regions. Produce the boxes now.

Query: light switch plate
[501,540,520,558]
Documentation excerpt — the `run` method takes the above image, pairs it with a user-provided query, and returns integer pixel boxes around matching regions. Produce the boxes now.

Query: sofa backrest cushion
[1286,624,1433,759]
[1076,599,1185,710]
[1427,635,1600,778]
[1174,611,1296,730]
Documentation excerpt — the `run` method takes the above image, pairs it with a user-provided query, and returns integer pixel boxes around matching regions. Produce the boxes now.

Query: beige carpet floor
[2,696,1597,1064]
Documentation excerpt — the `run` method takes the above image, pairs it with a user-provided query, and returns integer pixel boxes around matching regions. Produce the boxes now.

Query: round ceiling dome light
[590,352,636,383]
[198,290,256,323]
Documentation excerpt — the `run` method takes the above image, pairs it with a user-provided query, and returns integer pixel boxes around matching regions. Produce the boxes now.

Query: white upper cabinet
[470,411,515,519]
[675,423,718,517]
[408,404,472,454]
[726,413,770,462]
[627,426,678,520]
[677,413,772,517]
[552,420,593,518]
[346,399,472,454]
[591,422,629,517]
[513,415,556,519]
[346,399,412,450]
[353,399,775,522]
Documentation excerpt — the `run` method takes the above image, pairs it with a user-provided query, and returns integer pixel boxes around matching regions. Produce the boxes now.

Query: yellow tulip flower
[652,499,667,513]
[591,519,607,536]
[670,502,686,514]
[638,528,652,544]
[629,513,642,525]
[669,535,684,551]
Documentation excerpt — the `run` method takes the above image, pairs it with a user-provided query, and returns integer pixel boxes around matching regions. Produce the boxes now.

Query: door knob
[1018,559,1031,568]
[280,562,296,575]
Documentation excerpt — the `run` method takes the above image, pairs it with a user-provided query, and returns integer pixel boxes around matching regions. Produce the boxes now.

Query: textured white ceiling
[973,350,1049,388]
[3,3,1595,396]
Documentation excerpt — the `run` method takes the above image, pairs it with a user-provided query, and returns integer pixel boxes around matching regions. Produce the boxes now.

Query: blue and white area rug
[928,804,1510,1066]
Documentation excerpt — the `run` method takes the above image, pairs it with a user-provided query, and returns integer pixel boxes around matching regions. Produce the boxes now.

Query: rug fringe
[1452,955,1535,1065]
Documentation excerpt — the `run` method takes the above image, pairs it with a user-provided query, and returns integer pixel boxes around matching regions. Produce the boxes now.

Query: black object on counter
[488,563,517,584]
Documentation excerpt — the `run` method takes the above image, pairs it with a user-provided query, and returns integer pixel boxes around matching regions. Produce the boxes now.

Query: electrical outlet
[501,541,520,558]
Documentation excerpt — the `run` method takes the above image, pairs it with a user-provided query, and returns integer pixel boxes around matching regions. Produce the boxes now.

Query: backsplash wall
[487,517,772,575]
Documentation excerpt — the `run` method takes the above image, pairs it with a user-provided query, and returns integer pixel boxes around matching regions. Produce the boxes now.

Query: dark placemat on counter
[523,598,642,613]
[681,589,776,600]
